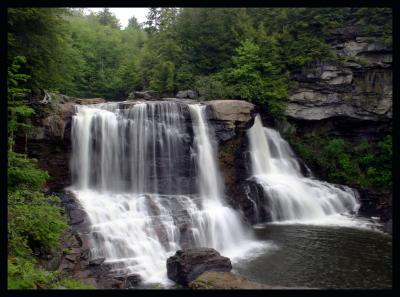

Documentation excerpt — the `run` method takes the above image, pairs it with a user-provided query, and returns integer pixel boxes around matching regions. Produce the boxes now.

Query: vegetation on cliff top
[8,7,392,116]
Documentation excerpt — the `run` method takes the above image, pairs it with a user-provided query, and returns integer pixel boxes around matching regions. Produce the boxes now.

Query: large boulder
[205,100,255,143]
[205,100,255,129]
[166,248,232,286]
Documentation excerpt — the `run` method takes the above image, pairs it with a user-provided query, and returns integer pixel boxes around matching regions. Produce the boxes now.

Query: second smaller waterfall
[247,115,360,223]
[189,104,262,257]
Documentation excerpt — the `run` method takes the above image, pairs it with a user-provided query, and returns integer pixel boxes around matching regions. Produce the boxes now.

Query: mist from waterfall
[247,115,360,223]
[69,102,260,284]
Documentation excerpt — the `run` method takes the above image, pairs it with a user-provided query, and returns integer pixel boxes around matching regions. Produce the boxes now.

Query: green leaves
[8,257,95,289]
[288,133,392,190]
[222,39,288,118]
[8,152,49,191]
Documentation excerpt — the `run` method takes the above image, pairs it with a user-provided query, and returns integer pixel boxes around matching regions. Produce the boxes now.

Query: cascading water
[69,101,258,284]
[188,104,257,255]
[247,115,360,223]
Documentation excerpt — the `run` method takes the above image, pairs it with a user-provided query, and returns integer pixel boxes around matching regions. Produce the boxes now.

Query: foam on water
[247,115,362,225]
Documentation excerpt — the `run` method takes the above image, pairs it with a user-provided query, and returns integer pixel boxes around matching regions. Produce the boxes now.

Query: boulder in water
[166,248,232,286]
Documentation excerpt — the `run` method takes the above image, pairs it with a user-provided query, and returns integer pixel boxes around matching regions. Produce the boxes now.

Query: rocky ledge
[189,271,314,289]
[189,271,272,289]
[287,32,392,122]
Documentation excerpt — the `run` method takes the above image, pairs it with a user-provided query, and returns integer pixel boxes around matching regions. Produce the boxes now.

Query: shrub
[287,133,392,190]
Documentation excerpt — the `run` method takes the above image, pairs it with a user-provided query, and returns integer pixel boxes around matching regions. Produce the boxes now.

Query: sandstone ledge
[189,271,314,290]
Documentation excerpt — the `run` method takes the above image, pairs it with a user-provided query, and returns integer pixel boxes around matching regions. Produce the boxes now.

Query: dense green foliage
[8,258,94,289]
[7,32,91,290]
[8,7,392,116]
[8,8,146,99]
[288,133,392,190]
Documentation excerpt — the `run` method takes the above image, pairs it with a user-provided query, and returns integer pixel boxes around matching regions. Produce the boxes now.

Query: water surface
[233,224,392,289]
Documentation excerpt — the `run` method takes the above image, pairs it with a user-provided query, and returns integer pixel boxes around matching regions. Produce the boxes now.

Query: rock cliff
[286,27,392,142]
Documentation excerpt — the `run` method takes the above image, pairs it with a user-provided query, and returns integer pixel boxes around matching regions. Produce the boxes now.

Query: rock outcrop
[130,90,159,100]
[287,34,392,123]
[166,248,232,286]
[203,100,258,221]
[205,100,255,129]
[188,271,314,289]
[176,90,198,99]
[357,189,392,222]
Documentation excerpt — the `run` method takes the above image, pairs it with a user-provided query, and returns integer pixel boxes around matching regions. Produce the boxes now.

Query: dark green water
[233,224,392,289]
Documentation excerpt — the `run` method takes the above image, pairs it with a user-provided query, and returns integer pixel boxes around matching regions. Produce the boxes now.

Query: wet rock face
[357,189,392,222]
[383,219,392,235]
[166,248,232,286]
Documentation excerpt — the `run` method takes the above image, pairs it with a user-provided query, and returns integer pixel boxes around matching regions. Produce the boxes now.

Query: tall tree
[96,8,120,29]
[127,16,141,29]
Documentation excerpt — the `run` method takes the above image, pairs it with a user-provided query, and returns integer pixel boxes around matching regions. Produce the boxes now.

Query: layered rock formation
[286,27,392,141]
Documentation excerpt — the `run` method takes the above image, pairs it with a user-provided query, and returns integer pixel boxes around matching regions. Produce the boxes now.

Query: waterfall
[247,115,360,223]
[69,101,258,284]
[188,104,255,255]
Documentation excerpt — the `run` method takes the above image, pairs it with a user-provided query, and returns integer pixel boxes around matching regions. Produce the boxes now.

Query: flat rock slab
[167,248,232,286]
[205,100,255,125]
[189,271,314,289]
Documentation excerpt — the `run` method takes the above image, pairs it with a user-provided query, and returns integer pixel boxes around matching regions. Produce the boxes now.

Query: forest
[7,7,392,289]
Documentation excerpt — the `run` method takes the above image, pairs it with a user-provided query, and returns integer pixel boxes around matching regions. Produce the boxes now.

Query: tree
[127,16,141,29]
[8,8,83,92]
[7,56,33,153]
[224,39,288,118]
[96,8,120,29]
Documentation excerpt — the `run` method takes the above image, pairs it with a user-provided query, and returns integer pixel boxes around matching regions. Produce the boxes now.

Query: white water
[247,115,360,223]
[69,102,262,284]
[188,104,261,258]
